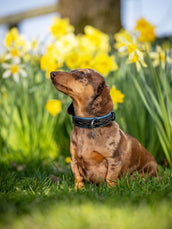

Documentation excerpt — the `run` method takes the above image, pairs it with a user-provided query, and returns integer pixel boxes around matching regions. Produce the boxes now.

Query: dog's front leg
[106,158,122,188]
[70,142,84,190]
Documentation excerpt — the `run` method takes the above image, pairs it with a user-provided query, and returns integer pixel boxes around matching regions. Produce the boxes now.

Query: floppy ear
[89,84,113,116]
[67,102,75,115]
[97,82,105,96]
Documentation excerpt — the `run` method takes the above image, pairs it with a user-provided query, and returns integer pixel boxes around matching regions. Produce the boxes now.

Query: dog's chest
[74,126,119,158]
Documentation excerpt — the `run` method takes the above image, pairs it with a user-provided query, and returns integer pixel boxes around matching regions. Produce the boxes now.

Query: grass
[0,154,172,229]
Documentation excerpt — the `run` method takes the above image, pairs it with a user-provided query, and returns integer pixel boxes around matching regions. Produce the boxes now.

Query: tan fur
[51,69,159,189]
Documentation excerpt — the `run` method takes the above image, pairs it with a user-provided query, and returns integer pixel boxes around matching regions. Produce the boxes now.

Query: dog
[51,68,158,189]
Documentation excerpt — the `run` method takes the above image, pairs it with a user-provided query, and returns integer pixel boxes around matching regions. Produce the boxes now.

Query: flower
[50,17,74,39]
[149,46,172,69]
[127,51,147,72]
[4,27,19,47]
[114,29,132,53]
[84,25,110,54]
[65,51,80,69]
[115,33,147,71]
[110,86,125,104]
[4,27,28,51]
[5,47,22,60]
[78,53,93,69]
[92,52,118,77]
[135,18,156,42]
[65,157,71,164]
[2,58,27,82]
[45,99,62,116]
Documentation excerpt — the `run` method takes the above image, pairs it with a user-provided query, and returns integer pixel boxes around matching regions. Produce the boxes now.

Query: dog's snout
[50,71,57,79]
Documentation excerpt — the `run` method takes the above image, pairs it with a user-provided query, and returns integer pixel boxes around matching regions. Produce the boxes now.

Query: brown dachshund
[51,68,158,189]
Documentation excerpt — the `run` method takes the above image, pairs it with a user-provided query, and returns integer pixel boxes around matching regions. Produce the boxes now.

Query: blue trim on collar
[72,111,115,129]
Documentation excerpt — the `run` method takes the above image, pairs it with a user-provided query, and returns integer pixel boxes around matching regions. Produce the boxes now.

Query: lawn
[0,156,171,229]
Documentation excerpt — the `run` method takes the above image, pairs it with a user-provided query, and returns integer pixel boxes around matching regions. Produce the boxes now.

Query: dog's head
[50,69,113,117]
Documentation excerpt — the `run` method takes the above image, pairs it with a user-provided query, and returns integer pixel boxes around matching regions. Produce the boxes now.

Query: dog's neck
[71,96,113,118]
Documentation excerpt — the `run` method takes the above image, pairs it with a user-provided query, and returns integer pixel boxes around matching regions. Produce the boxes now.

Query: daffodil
[5,47,22,60]
[54,33,78,63]
[127,50,147,72]
[78,53,93,69]
[114,29,132,53]
[40,51,61,77]
[84,25,110,53]
[50,17,74,39]
[110,86,125,104]
[65,51,80,69]
[2,58,27,82]
[4,27,28,53]
[45,99,62,116]
[135,18,156,42]
[149,46,172,69]
[65,157,71,163]
[4,27,19,47]
[115,33,147,71]
[92,52,118,77]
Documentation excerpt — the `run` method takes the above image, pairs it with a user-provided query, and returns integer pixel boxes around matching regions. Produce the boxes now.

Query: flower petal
[19,69,27,77]
[3,70,11,78]
[13,74,20,82]
[2,63,10,69]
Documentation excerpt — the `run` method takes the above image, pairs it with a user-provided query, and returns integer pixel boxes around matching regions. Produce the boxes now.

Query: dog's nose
[50,71,57,79]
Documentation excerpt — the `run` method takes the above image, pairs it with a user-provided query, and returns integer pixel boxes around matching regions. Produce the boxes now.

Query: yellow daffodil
[40,51,61,77]
[92,52,118,77]
[65,157,71,164]
[54,33,79,63]
[4,27,28,53]
[127,50,147,72]
[135,18,156,42]
[149,46,172,69]
[78,53,93,69]
[65,51,80,69]
[114,29,132,53]
[2,58,27,82]
[110,86,125,104]
[115,32,147,71]
[77,34,96,54]
[84,25,110,53]
[45,99,62,116]
[50,17,74,39]
[4,27,19,47]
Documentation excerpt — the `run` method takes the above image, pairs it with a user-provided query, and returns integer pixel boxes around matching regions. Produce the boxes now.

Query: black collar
[72,111,115,129]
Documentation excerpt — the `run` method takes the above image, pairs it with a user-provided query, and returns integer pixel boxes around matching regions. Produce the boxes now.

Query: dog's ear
[97,82,105,96]
[90,83,113,116]
[67,102,75,115]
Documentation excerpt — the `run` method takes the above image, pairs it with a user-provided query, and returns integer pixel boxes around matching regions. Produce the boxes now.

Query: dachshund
[51,68,158,189]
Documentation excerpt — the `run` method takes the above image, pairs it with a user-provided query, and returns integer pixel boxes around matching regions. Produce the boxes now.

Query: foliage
[0,16,172,167]
[0,155,171,228]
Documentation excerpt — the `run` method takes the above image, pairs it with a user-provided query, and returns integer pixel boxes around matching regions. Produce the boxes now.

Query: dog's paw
[74,182,84,190]
[106,179,117,188]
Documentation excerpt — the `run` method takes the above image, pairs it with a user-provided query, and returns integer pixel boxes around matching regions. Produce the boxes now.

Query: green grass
[0,154,172,229]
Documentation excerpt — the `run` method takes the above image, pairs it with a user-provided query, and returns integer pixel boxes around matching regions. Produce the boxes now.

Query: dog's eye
[80,71,85,76]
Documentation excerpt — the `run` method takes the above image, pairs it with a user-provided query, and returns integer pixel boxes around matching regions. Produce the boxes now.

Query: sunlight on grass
[6,202,171,229]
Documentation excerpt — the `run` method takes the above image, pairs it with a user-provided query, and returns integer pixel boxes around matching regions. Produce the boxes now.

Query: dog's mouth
[53,81,73,93]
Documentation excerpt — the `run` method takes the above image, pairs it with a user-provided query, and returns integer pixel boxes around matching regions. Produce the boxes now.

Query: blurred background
[0,0,172,50]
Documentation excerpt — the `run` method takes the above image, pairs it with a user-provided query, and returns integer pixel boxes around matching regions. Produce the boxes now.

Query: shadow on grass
[0,156,172,227]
